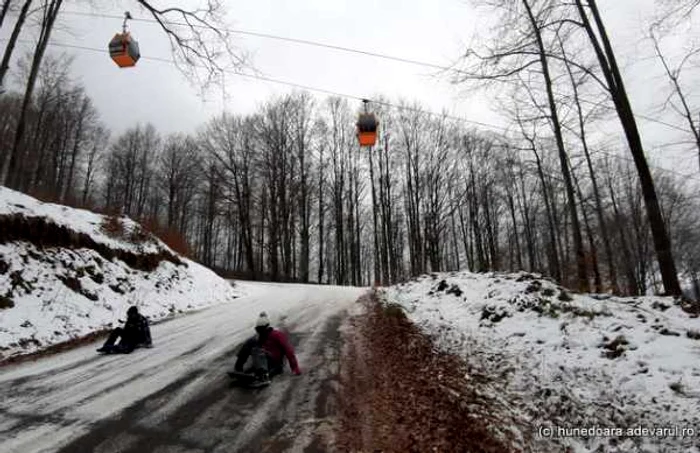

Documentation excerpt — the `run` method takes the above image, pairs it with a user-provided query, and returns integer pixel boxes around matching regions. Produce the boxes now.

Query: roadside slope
[381,271,700,453]
[0,187,240,360]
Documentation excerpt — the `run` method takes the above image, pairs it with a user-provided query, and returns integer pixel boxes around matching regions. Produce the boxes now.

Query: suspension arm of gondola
[123,11,132,33]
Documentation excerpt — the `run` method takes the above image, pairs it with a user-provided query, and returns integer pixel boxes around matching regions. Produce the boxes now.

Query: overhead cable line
[60,10,455,73]
[60,9,693,135]
[3,37,698,184]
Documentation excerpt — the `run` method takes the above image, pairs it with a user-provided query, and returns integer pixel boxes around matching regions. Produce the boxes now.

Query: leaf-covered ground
[380,272,700,452]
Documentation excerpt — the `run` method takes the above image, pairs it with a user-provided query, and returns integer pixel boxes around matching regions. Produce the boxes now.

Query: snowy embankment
[0,187,241,359]
[381,272,700,453]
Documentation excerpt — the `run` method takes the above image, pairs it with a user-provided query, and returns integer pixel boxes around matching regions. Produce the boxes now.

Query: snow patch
[0,187,241,358]
[381,271,700,453]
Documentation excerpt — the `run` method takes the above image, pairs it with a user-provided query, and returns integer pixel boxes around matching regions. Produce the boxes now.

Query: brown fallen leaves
[336,294,525,453]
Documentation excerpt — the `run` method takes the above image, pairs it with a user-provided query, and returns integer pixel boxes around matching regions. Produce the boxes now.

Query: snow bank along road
[0,281,366,453]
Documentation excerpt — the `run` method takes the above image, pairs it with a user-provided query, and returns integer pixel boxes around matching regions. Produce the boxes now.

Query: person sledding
[97,306,153,354]
[230,312,301,385]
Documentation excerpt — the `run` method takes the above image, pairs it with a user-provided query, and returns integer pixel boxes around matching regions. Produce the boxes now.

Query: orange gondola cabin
[356,112,378,147]
[109,32,140,68]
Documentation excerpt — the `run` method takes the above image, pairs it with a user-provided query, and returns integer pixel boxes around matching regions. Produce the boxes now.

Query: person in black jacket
[97,306,152,353]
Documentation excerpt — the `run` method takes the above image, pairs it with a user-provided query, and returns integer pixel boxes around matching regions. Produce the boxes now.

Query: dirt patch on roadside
[337,294,523,452]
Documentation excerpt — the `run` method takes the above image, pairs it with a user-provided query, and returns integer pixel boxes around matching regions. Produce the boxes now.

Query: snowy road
[0,282,366,453]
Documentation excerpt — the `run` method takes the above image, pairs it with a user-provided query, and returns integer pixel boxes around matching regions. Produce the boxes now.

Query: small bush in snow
[0,295,14,309]
[658,327,681,336]
[541,287,555,297]
[651,300,670,311]
[9,270,32,293]
[446,284,463,297]
[515,273,537,282]
[480,305,510,323]
[687,330,700,340]
[600,335,629,359]
[57,275,82,293]
[525,280,542,293]
[100,215,126,239]
[669,381,684,395]
[557,290,573,302]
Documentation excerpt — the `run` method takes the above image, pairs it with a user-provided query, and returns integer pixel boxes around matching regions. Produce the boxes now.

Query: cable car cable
[2,37,698,184]
[58,10,694,135]
[60,10,455,74]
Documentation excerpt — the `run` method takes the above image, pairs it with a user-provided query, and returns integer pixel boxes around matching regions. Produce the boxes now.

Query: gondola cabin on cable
[356,100,378,147]
[109,12,140,68]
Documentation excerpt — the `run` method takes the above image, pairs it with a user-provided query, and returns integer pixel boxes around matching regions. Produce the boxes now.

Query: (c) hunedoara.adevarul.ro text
[538,425,697,439]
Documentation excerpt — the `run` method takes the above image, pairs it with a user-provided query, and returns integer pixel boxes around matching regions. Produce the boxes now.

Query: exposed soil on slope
[0,214,182,271]
[337,293,523,453]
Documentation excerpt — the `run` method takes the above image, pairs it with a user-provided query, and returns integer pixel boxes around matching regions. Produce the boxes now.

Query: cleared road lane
[0,282,366,453]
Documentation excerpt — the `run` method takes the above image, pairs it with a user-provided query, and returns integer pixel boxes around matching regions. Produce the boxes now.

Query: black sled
[97,343,153,354]
[227,370,271,389]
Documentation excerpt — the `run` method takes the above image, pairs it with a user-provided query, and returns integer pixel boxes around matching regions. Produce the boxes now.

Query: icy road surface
[0,281,366,453]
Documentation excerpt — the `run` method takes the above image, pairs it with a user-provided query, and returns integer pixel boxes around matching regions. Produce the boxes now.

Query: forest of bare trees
[1,0,700,298]
[2,53,700,297]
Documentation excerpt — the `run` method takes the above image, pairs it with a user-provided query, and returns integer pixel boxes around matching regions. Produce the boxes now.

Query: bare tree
[557,31,618,293]
[649,28,700,171]
[289,92,314,282]
[0,0,32,89]
[159,134,202,230]
[81,125,108,205]
[573,0,682,296]
[455,0,588,290]
[2,0,62,188]
[2,0,249,189]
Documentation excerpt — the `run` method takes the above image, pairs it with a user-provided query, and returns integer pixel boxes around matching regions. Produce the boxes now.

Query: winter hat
[256,312,270,328]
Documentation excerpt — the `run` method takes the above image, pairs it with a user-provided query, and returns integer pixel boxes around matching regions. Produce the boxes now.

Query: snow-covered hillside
[381,272,700,453]
[0,187,241,360]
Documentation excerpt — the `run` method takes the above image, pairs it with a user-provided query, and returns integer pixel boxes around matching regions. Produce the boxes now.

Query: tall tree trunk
[368,145,381,285]
[506,175,523,270]
[0,0,31,90]
[379,133,392,283]
[517,165,536,271]
[607,170,639,295]
[571,162,602,292]
[558,31,618,293]
[523,0,588,292]
[62,97,89,202]
[0,0,13,31]
[82,139,100,205]
[531,146,561,282]
[575,0,681,296]
[317,146,325,284]
[3,0,63,188]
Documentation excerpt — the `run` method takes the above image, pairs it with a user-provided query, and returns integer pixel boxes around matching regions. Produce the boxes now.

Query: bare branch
[136,0,249,91]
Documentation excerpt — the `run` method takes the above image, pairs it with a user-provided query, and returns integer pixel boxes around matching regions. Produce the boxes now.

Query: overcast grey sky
[2,0,699,180]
